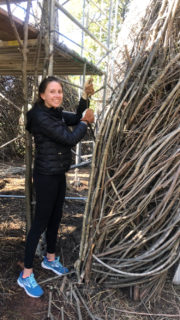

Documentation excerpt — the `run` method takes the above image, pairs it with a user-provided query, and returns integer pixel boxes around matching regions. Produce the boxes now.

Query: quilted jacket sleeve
[31,109,87,146]
[62,97,90,126]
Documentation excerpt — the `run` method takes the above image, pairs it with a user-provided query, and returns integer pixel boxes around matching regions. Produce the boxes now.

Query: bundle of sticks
[76,0,180,301]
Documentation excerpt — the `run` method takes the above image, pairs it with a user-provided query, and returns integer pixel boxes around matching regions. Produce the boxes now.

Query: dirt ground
[0,162,180,320]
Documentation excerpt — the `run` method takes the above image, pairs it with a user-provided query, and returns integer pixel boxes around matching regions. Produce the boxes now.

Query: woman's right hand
[81,109,94,124]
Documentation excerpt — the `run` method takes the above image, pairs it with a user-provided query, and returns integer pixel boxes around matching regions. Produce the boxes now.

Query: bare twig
[0,135,24,150]
[6,0,23,49]
[77,0,180,302]
[47,286,53,319]
[39,271,75,285]
[108,307,180,318]
[72,289,83,320]
[74,285,103,320]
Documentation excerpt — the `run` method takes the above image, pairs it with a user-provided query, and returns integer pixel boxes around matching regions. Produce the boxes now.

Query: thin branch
[6,0,23,49]
[108,307,180,318]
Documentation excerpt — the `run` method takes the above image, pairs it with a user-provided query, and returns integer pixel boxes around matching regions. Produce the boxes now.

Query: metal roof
[0,7,103,76]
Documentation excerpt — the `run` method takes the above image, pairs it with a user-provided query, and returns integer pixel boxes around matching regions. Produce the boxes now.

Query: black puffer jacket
[26,98,89,174]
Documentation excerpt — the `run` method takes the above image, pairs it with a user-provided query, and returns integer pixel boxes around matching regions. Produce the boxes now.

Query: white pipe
[55,0,109,52]
[0,194,87,201]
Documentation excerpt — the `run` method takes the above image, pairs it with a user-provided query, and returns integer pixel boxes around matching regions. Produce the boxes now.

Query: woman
[17,76,94,298]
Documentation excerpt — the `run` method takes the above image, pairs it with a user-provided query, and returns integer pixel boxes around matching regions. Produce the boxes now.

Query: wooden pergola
[0,7,103,76]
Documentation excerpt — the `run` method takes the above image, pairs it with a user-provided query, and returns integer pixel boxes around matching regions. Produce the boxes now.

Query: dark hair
[38,76,63,103]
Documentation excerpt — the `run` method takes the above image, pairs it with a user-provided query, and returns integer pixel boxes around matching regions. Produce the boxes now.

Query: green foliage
[59,0,131,113]
[60,0,131,67]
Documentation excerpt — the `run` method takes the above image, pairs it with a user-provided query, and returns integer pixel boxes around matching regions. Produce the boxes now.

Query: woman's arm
[62,97,90,126]
[33,110,87,146]
[62,78,94,126]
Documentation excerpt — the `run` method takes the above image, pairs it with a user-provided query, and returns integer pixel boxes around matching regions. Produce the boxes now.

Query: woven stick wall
[76,0,180,301]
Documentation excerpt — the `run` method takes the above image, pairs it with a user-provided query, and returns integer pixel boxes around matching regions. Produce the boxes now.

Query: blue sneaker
[41,256,69,276]
[17,272,44,298]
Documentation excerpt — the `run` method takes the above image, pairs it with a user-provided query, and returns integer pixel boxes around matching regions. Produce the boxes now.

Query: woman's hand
[82,78,95,100]
[81,108,94,124]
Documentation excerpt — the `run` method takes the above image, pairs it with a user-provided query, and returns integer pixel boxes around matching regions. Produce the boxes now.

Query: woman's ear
[40,93,45,101]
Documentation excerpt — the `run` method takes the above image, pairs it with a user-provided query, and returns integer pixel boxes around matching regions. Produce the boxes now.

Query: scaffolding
[0,0,120,228]
[0,0,119,97]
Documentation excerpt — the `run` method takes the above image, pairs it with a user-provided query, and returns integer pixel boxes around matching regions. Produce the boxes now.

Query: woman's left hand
[82,78,94,99]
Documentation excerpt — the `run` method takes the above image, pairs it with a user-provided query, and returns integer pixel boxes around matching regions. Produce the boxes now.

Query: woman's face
[40,81,63,108]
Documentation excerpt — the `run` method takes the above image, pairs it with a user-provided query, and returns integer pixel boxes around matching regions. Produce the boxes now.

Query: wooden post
[23,0,33,233]
[35,0,56,257]
[6,0,32,232]
[48,0,55,75]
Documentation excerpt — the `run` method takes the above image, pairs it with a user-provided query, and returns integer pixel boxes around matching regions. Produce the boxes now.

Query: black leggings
[24,172,66,268]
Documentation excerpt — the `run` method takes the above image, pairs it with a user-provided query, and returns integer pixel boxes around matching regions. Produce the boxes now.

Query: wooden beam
[0,40,103,76]
[0,39,37,47]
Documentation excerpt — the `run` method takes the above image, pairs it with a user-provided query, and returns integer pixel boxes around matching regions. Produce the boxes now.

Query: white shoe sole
[17,278,43,298]
[41,261,63,276]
